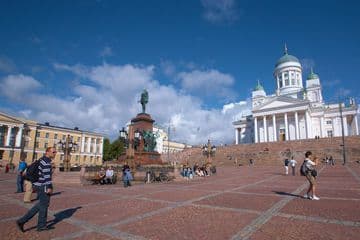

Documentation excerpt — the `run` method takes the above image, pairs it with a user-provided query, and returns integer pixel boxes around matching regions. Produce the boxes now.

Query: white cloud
[3,62,249,145]
[0,74,42,101]
[201,0,239,24]
[178,69,236,99]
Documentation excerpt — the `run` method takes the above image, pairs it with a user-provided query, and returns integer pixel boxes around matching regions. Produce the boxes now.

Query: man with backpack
[16,147,57,232]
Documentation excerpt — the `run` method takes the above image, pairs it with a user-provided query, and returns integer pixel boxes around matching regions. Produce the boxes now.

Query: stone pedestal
[127,113,163,166]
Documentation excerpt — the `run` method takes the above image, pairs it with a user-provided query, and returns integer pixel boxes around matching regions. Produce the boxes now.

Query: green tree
[102,138,112,161]
[109,138,125,160]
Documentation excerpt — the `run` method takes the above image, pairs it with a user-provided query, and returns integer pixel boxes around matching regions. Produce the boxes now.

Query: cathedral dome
[275,45,300,67]
[275,53,300,67]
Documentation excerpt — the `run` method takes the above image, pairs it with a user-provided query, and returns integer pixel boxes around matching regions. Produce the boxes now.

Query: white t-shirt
[289,159,297,167]
[305,158,315,170]
[106,169,114,177]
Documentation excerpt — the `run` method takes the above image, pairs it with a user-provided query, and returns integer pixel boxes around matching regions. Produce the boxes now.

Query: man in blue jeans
[16,157,27,193]
[16,147,56,232]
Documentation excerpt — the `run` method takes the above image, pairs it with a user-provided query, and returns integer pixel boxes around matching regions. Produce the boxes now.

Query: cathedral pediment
[253,96,308,111]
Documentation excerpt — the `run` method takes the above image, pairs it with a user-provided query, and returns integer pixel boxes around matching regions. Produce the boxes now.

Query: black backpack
[24,159,41,183]
[300,160,308,176]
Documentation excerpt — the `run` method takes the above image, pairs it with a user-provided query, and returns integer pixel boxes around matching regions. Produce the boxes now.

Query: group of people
[94,166,115,184]
[324,155,335,165]
[181,163,216,179]
[284,157,298,176]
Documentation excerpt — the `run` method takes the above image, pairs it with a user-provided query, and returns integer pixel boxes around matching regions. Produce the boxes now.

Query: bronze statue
[140,89,149,113]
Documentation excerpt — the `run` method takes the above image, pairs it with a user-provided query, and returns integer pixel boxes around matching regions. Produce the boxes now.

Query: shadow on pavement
[48,206,82,227]
[273,191,302,198]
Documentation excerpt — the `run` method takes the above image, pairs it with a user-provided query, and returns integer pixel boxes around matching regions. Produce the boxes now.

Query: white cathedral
[233,46,359,144]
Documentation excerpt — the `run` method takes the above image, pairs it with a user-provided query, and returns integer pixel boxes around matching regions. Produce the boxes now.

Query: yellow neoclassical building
[0,111,104,168]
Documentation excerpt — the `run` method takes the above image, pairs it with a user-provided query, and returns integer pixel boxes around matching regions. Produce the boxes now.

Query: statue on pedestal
[140,89,149,113]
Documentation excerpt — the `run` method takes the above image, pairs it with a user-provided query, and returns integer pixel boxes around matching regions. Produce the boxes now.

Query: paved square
[1,164,359,239]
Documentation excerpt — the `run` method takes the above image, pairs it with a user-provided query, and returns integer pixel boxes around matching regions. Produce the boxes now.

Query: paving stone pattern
[0,164,359,240]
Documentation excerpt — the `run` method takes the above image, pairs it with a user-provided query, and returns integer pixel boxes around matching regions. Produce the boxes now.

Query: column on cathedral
[295,111,299,140]
[272,114,277,141]
[355,114,359,135]
[343,115,348,136]
[305,111,311,139]
[254,117,258,143]
[320,117,325,138]
[235,128,239,144]
[284,113,289,140]
[263,116,267,142]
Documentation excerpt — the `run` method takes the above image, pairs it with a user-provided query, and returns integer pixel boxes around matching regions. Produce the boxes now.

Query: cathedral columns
[320,117,325,138]
[263,116,268,142]
[343,116,348,136]
[272,114,277,141]
[355,115,359,135]
[305,111,312,138]
[254,117,258,143]
[295,111,299,140]
[284,113,289,140]
[235,129,239,144]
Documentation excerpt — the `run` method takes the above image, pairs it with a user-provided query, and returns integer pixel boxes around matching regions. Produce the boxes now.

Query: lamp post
[339,102,346,165]
[57,134,78,172]
[119,127,142,168]
[202,139,216,165]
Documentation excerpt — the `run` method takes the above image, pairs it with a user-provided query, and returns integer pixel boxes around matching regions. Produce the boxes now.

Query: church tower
[306,67,323,105]
[273,45,303,98]
[252,80,266,108]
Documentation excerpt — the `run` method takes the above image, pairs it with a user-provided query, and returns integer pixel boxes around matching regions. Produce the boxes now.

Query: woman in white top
[304,151,320,200]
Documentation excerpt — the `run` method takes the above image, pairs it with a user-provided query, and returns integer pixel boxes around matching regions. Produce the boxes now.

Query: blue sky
[0,0,359,145]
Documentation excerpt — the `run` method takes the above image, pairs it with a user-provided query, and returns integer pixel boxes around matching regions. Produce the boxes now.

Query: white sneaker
[312,196,320,200]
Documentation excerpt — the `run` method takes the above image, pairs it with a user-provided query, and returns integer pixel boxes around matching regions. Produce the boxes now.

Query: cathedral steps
[168,136,360,167]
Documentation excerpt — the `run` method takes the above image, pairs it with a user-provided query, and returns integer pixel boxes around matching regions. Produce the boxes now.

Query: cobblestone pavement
[1,164,360,240]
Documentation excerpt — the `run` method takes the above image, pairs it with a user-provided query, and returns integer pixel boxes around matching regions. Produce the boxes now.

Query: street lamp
[202,139,216,165]
[119,127,142,150]
[57,134,78,172]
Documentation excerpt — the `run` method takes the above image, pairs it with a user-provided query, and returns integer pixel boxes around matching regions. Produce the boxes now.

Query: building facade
[233,47,359,144]
[0,111,104,168]
[153,125,191,154]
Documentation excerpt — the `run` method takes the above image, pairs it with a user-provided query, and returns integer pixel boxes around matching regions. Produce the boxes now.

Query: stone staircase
[168,136,360,167]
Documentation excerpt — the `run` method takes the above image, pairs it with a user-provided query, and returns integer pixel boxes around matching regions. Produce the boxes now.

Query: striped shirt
[33,156,53,189]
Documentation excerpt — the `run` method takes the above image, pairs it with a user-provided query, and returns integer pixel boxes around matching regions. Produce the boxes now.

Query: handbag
[311,169,318,177]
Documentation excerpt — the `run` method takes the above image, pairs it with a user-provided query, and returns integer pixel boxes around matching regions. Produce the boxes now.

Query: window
[327,130,333,137]
[44,142,48,148]
[285,78,289,86]
[45,132,49,138]
[36,132,40,137]
[326,120,332,125]
[54,134,58,139]
[291,78,295,85]
[0,150,4,160]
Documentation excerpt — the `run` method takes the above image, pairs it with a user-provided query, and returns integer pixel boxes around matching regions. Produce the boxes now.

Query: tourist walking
[289,157,297,176]
[303,151,320,200]
[16,158,27,193]
[122,162,132,187]
[284,158,289,175]
[16,147,56,232]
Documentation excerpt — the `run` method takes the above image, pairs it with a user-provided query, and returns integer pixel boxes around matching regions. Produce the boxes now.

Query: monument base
[134,151,163,166]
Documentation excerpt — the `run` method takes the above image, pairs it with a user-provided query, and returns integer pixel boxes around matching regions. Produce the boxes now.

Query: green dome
[307,68,319,80]
[275,53,300,67]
